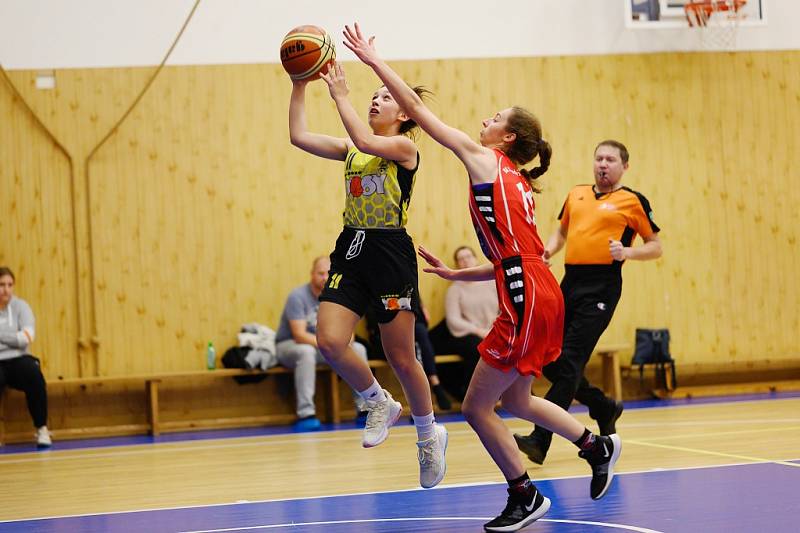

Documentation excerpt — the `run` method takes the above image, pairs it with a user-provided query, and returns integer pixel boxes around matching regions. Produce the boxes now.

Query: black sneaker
[578,434,621,500]
[595,401,624,436]
[513,434,547,465]
[484,487,551,532]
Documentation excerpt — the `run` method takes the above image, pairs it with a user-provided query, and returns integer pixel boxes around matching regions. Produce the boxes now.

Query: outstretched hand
[342,23,380,66]
[318,61,349,100]
[418,245,455,280]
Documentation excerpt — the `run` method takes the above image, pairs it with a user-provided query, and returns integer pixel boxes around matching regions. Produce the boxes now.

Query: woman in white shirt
[0,266,51,448]
[430,246,498,399]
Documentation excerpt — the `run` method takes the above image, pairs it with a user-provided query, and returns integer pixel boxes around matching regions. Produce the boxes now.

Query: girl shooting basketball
[343,23,621,532]
[287,55,447,489]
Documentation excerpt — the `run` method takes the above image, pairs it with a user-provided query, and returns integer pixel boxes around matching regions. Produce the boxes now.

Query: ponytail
[505,107,551,193]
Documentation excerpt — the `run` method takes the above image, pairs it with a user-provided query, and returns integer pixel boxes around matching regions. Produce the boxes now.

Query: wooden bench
[593,343,632,402]
[0,356,467,444]
[0,348,629,444]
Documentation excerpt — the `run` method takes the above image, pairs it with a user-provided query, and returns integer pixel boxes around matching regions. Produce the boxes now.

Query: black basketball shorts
[320,226,419,323]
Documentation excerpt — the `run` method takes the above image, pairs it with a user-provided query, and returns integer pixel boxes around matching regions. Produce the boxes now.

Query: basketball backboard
[626,0,766,28]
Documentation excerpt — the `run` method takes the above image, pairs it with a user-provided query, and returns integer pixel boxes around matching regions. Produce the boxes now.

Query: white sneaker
[35,426,52,448]
[417,423,448,488]
[362,390,402,448]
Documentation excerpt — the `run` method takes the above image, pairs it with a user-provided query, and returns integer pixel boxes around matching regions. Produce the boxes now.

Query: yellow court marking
[627,438,800,468]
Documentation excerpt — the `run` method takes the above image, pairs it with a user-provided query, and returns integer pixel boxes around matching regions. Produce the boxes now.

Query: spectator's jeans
[276,339,368,418]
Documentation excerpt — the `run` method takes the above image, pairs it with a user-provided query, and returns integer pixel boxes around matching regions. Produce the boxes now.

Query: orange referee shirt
[559,185,660,265]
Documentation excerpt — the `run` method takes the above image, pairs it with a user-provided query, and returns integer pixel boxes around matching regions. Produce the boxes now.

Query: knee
[544,358,581,384]
[460,397,488,427]
[386,353,417,377]
[316,332,348,363]
[21,357,46,386]
[291,344,318,368]
[278,342,317,368]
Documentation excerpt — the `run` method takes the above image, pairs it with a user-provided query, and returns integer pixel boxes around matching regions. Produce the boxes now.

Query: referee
[515,140,662,465]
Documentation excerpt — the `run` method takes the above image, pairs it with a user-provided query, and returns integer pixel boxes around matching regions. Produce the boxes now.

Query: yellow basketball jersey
[342,147,418,228]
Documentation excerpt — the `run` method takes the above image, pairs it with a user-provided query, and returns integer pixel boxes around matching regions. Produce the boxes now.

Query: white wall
[0,0,798,70]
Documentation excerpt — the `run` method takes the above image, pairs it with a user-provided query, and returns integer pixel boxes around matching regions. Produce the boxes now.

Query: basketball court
[2,393,799,532]
[1,1,799,532]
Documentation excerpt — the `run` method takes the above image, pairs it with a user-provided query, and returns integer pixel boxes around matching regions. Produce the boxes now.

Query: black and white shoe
[484,487,551,532]
[579,433,622,500]
[595,401,624,436]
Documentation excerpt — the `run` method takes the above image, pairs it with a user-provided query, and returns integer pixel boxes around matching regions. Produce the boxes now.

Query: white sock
[359,379,387,403]
[413,412,435,440]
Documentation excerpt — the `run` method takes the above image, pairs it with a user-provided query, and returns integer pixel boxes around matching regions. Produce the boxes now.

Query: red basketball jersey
[469,149,564,376]
[468,150,545,263]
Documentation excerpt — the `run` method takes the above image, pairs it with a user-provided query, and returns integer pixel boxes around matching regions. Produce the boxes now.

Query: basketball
[280,25,336,81]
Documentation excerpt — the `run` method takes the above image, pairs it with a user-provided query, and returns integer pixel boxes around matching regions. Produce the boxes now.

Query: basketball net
[684,0,747,51]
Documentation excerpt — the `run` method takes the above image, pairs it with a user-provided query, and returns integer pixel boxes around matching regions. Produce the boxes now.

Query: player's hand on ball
[319,62,349,100]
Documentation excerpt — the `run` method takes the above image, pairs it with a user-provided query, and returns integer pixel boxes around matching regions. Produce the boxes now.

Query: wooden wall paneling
[0,74,81,379]
[2,51,798,390]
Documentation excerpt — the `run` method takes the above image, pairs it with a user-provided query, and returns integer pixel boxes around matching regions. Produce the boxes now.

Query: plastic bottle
[206,341,216,370]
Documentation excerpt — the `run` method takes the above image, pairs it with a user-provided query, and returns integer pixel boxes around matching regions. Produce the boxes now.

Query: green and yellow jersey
[342,146,418,228]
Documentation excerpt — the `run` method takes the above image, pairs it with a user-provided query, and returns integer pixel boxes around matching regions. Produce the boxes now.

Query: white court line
[180,516,665,533]
[1,458,797,525]
[3,396,798,465]
[3,417,798,467]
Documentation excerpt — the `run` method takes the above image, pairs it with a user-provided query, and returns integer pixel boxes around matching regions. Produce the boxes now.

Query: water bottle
[206,341,216,370]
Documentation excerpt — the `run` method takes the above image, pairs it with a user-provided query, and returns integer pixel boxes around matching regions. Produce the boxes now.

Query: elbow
[351,137,376,155]
[289,132,302,148]
[651,243,663,259]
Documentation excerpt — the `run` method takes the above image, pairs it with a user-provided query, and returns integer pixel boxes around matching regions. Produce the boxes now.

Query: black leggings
[0,355,48,428]
[415,321,439,378]
[428,320,482,401]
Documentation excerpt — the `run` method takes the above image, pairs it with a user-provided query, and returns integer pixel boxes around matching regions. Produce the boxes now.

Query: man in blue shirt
[275,256,368,430]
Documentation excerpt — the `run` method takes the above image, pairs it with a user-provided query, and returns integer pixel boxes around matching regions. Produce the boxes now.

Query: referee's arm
[609,233,662,262]
[543,225,568,264]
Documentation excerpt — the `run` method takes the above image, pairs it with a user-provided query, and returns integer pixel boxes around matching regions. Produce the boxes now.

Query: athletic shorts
[320,226,419,324]
[478,255,565,377]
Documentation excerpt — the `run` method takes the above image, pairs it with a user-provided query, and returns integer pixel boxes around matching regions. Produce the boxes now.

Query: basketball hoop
[685,0,747,50]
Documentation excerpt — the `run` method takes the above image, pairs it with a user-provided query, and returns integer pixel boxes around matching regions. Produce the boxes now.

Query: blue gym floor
[2,393,799,533]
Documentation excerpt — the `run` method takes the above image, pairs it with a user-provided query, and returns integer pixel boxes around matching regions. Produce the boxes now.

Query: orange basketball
[280,25,336,81]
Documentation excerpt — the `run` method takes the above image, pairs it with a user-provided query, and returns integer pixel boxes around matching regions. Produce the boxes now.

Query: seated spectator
[275,256,368,430]
[0,266,51,448]
[429,246,498,400]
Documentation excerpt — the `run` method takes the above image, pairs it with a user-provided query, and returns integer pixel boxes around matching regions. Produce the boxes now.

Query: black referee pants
[0,355,49,428]
[533,268,622,450]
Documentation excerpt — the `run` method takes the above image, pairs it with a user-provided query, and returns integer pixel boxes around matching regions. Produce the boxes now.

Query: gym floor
[2,393,799,532]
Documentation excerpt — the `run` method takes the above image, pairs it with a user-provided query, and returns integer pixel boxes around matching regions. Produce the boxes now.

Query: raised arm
[319,62,417,167]
[343,24,484,166]
[288,79,350,160]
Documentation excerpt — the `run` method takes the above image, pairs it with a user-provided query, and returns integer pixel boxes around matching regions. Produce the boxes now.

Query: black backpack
[222,346,267,384]
[631,328,676,390]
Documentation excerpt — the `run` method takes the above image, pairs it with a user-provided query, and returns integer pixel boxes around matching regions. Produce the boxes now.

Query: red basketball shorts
[478,255,564,376]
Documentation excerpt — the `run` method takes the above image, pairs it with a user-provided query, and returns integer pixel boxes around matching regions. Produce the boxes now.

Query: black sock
[507,473,534,498]
[573,428,596,450]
